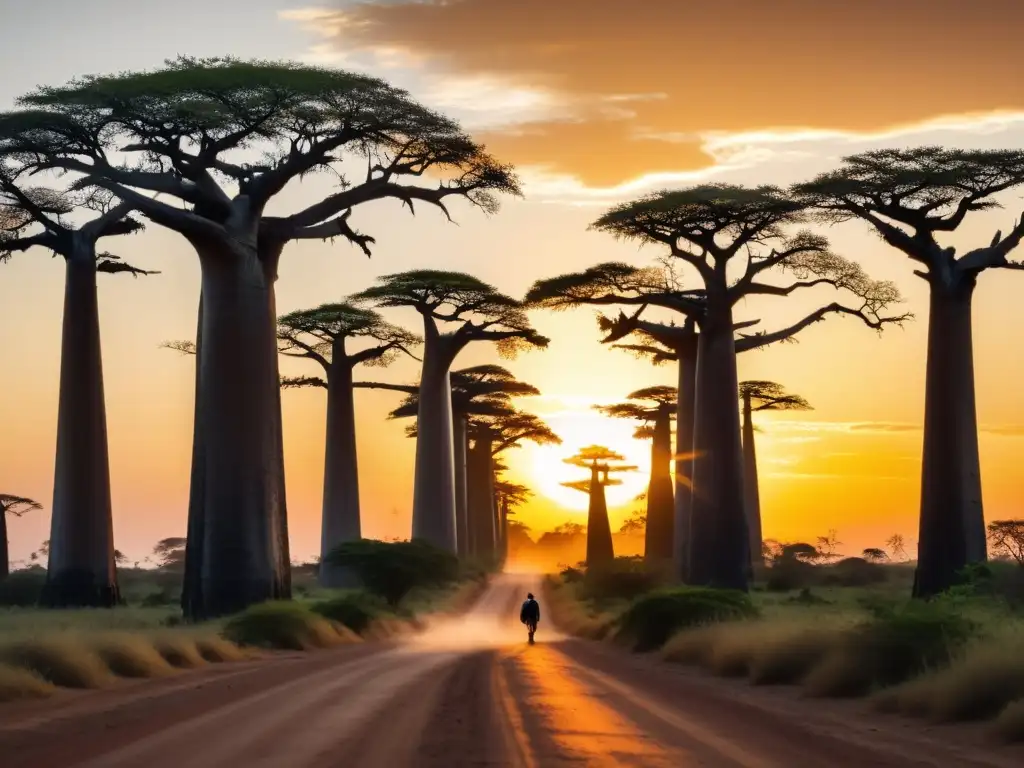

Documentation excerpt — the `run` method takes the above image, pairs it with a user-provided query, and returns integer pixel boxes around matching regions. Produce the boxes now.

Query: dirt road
[2,575,1022,767]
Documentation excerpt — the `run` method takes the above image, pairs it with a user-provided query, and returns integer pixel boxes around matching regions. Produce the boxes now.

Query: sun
[519,407,652,511]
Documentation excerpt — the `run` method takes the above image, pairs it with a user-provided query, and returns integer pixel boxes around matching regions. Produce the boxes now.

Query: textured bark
[586,467,615,567]
[411,331,457,551]
[181,244,287,619]
[673,337,698,580]
[453,415,469,557]
[741,393,763,568]
[687,312,749,590]
[467,434,496,557]
[645,409,675,562]
[1,511,8,578]
[41,250,120,607]
[914,283,986,597]
[497,495,509,564]
[318,358,361,587]
[181,291,206,618]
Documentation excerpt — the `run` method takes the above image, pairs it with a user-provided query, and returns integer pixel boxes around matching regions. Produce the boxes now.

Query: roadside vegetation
[0,539,488,703]
[545,543,1024,743]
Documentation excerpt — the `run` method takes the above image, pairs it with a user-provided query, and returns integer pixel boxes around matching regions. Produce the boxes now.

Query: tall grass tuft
[0,663,56,701]
[221,601,354,651]
[92,634,176,678]
[0,638,112,689]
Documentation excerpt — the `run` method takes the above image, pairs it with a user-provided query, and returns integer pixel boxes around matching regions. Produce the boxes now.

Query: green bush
[559,564,585,583]
[310,591,388,635]
[580,556,665,602]
[616,587,758,652]
[764,558,817,592]
[325,539,460,607]
[822,557,888,587]
[0,569,46,606]
[803,601,976,697]
[221,601,346,650]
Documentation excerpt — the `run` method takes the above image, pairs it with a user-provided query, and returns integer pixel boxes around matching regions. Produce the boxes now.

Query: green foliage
[221,601,345,650]
[616,587,758,652]
[822,557,888,587]
[804,601,976,697]
[579,556,666,602]
[0,570,45,606]
[309,591,388,635]
[325,539,460,607]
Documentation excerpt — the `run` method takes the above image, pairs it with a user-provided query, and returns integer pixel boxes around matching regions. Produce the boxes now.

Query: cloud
[296,0,1024,189]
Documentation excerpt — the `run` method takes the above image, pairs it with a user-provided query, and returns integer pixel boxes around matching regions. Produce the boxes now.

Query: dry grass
[221,601,358,651]
[92,633,177,679]
[0,663,57,702]
[0,638,113,689]
[194,635,250,663]
[543,578,619,640]
[151,634,211,669]
[993,699,1024,742]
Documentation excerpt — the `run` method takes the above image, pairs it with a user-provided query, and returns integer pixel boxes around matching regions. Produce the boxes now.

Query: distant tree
[886,533,909,562]
[987,520,1024,566]
[353,271,548,552]
[113,550,127,566]
[152,537,187,569]
[782,542,822,563]
[794,148,1024,597]
[562,446,638,568]
[619,511,647,535]
[739,381,812,567]
[0,152,151,607]
[13,56,518,619]
[386,364,540,557]
[816,529,843,561]
[862,547,890,563]
[1,495,42,578]
[276,302,420,587]
[595,386,676,563]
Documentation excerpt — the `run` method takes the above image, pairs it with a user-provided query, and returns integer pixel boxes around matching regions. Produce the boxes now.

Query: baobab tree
[0,155,152,606]
[738,380,812,567]
[595,386,677,563]
[562,446,637,568]
[587,185,907,590]
[10,57,519,618]
[527,249,905,588]
[385,364,540,556]
[793,148,1024,597]
[494,477,532,560]
[275,302,420,586]
[1,495,42,578]
[353,271,548,552]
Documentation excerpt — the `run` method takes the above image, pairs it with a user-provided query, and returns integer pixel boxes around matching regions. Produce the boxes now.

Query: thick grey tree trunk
[1,511,9,578]
[586,467,615,568]
[319,358,361,587]
[182,245,287,619]
[687,312,749,590]
[741,393,763,568]
[645,410,675,563]
[468,433,496,558]
[673,337,698,580]
[181,291,206,617]
[42,251,120,607]
[411,332,457,551]
[453,415,469,557]
[914,282,986,597]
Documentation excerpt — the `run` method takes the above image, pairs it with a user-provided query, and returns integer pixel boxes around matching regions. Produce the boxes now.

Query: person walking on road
[520,592,540,644]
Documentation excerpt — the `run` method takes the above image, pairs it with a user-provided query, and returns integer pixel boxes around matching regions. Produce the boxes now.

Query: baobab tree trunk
[497,496,509,564]
[411,333,457,551]
[182,246,287,619]
[645,409,675,563]
[1,510,9,578]
[182,291,206,618]
[319,360,361,587]
[586,467,615,568]
[687,312,749,590]
[914,282,986,598]
[42,252,119,607]
[453,415,469,557]
[741,393,763,569]
[673,338,698,580]
[467,433,496,558]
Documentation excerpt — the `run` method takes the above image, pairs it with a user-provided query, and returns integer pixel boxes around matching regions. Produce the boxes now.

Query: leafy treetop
[353,270,549,359]
[793,148,1024,283]
[739,380,812,412]
[0,494,42,516]
[494,480,532,513]
[562,445,637,493]
[468,410,561,455]
[391,364,540,422]
[7,56,519,252]
[594,385,678,440]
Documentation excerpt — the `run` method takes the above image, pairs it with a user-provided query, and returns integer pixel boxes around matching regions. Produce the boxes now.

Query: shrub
[151,635,208,669]
[747,628,839,685]
[194,635,247,662]
[0,638,112,688]
[325,539,460,607]
[310,591,388,635]
[803,601,975,697]
[92,635,176,678]
[764,558,817,592]
[222,602,349,651]
[0,569,46,606]
[822,557,888,587]
[0,663,55,702]
[579,556,665,602]
[559,564,584,584]
[615,587,758,652]
[993,698,1024,742]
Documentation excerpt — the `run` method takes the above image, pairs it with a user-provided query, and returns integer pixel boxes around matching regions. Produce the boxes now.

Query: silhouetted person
[520,592,540,644]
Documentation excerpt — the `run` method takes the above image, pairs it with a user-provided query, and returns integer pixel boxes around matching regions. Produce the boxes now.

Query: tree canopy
[0,495,42,517]
[391,364,540,423]
[3,57,519,252]
[562,445,637,492]
[595,386,678,439]
[739,381,812,412]
[471,410,561,454]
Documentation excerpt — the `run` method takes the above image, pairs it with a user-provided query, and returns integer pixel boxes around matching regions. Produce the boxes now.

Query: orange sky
[4,1,1024,566]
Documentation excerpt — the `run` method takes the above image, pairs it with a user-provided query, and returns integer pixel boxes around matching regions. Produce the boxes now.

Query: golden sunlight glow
[528,408,651,511]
